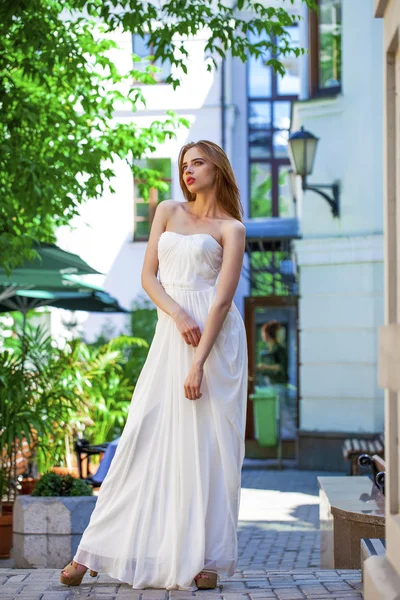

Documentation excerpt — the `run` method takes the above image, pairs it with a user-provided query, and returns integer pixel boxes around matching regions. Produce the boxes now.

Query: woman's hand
[184,363,204,400]
[173,309,202,347]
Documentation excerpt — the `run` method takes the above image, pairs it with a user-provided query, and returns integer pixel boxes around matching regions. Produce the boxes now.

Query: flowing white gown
[73,230,248,590]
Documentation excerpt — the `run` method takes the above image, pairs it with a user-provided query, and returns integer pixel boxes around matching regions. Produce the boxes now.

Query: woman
[256,320,293,439]
[257,321,288,387]
[60,140,248,591]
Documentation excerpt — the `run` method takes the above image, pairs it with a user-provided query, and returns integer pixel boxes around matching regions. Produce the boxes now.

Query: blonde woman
[60,140,248,591]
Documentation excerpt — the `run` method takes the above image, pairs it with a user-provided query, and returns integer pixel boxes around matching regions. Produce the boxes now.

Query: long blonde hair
[178,140,244,222]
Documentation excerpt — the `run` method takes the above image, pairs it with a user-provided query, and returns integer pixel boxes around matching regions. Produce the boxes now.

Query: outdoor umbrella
[48,291,128,313]
[0,242,102,303]
[0,281,128,329]
[0,274,105,320]
[2,241,101,277]
[0,288,129,314]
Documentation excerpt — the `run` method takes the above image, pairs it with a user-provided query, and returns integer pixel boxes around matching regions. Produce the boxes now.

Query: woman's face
[182,146,217,194]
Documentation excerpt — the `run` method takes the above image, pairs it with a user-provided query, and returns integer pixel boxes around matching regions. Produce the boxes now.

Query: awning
[243,218,301,252]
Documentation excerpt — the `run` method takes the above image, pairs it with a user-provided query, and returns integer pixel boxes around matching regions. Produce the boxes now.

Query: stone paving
[0,468,364,600]
[0,568,364,600]
[238,468,323,571]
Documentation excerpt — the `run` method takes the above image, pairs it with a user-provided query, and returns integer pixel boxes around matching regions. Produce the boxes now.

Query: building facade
[54,0,386,470]
[291,0,385,469]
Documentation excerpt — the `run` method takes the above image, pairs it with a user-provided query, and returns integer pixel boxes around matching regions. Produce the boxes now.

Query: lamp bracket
[302,177,340,218]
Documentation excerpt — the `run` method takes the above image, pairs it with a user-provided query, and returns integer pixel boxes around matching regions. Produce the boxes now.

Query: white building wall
[293,0,384,433]
[54,29,230,342]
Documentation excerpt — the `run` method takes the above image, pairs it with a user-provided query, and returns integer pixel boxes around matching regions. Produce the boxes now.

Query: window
[247,27,299,218]
[133,158,172,241]
[132,34,171,83]
[309,0,342,97]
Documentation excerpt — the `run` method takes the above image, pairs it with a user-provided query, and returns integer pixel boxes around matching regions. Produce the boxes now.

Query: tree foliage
[0,0,315,271]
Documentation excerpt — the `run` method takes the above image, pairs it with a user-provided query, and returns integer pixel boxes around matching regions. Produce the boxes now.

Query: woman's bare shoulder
[222,219,246,236]
[157,199,182,210]
[155,199,181,219]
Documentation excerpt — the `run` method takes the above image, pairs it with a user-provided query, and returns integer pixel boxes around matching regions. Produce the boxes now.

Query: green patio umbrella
[4,241,101,275]
[0,274,105,313]
[0,288,128,314]
[0,272,128,332]
[48,291,128,313]
[0,242,102,302]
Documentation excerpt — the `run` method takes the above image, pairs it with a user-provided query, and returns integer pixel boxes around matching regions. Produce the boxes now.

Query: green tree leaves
[0,0,314,270]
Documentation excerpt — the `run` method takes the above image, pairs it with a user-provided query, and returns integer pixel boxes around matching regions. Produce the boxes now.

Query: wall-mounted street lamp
[288,126,340,218]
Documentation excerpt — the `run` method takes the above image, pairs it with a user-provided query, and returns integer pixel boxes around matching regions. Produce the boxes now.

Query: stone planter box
[12,495,97,568]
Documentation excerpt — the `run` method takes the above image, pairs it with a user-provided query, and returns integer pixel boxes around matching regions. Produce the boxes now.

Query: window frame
[308,0,342,98]
[247,27,299,218]
[131,34,172,85]
[133,161,172,242]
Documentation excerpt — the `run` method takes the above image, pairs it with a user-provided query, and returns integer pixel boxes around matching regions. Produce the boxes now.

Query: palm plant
[0,341,69,507]
[0,305,153,481]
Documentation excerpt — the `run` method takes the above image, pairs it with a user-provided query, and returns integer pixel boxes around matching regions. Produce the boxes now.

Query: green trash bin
[249,385,278,447]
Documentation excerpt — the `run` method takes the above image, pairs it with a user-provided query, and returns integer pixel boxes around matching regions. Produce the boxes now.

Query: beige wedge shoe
[60,561,98,586]
[195,570,218,589]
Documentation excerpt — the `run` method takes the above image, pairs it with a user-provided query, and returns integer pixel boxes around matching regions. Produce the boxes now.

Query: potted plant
[1,323,83,483]
[0,351,46,558]
[0,468,13,558]
[13,472,96,568]
[0,324,70,557]
[1,315,147,560]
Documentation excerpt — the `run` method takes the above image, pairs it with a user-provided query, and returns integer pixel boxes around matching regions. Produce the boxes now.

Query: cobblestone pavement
[238,469,328,571]
[0,568,364,600]
[0,469,364,599]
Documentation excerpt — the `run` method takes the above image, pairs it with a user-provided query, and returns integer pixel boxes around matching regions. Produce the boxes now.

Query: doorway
[244,295,299,459]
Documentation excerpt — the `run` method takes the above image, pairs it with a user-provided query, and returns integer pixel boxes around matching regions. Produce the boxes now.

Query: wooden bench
[342,433,384,475]
[318,476,385,569]
[358,454,386,495]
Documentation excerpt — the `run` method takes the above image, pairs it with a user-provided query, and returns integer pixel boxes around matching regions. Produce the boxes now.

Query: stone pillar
[364,1,400,597]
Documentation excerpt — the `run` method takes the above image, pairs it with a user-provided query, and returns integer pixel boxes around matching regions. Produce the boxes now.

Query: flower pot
[19,478,39,495]
[1,502,13,515]
[0,514,13,558]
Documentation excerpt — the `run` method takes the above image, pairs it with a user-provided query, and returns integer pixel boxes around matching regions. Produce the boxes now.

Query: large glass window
[309,0,342,96]
[247,26,299,218]
[132,34,171,83]
[133,158,172,241]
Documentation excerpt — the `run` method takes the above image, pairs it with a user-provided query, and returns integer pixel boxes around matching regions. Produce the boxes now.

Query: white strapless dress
[73,231,248,590]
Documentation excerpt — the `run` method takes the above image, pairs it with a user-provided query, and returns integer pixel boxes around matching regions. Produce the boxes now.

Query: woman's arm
[141,200,202,347]
[256,363,280,373]
[191,222,246,369]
